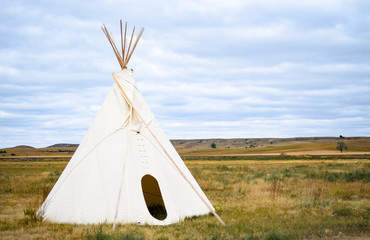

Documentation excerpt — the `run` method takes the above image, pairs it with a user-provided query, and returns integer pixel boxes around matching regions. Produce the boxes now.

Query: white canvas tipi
[38,22,224,226]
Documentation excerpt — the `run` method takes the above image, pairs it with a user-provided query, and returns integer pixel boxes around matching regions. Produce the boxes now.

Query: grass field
[0,157,369,239]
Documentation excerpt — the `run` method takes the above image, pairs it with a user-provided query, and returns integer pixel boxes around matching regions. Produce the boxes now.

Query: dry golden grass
[0,158,369,239]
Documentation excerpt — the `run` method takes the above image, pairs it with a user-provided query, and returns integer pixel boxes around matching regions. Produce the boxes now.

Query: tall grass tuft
[23,206,42,224]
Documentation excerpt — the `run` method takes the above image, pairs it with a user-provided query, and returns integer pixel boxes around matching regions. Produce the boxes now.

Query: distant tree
[339,135,345,139]
[211,143,216,148]
[336,141,348,152]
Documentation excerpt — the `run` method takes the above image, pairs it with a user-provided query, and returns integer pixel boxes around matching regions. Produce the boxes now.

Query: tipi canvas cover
[38,22,223,226]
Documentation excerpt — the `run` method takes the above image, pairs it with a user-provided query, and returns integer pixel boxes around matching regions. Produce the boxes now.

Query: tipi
[38,21,224,226]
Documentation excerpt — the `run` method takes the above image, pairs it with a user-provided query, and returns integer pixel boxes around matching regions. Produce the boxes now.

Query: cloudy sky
[1,0,369,148]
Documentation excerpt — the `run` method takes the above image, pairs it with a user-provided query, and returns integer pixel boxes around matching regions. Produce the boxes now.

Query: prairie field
[0,156,369,239]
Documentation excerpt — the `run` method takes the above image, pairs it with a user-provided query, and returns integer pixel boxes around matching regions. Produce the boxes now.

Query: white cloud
[310,63,370,73]
[0,0,369,148]
[0,66,19,76]
[0,110,14,117]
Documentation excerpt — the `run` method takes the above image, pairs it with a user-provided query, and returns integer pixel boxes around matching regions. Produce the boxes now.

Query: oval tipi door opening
[141,174,167,220]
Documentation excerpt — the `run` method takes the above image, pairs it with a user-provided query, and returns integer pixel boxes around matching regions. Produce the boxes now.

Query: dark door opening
[141,174,167,220]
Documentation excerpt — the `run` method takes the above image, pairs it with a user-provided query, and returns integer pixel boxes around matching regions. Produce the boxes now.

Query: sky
[1,0,370,148]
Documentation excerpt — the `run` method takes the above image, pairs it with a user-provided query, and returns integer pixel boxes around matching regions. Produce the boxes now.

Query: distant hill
[172,136,370,156]
[171,136,369,148]
[3,136,368,152]
[47,143,79,148]
[12,145,35,149]
[0,137,369,160]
